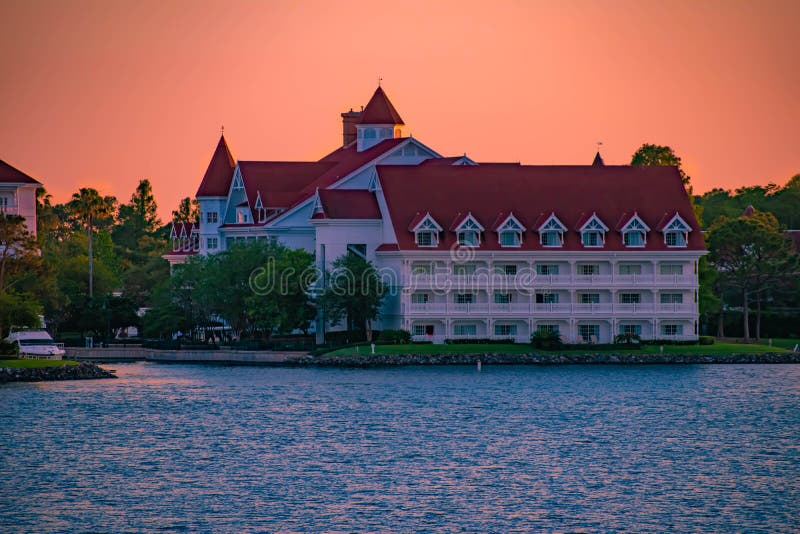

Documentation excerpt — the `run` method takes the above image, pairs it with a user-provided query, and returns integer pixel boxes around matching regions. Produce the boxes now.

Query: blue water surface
[1,363,799,532]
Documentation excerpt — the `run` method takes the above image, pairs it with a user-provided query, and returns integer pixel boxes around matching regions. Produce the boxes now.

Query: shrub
[614,333,641,345]
[444,338,515,345]
[698,335,715,345]
[379,329,412,344]
[530,330,564,350]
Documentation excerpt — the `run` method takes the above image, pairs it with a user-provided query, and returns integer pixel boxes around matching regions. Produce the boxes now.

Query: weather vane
[221,124,225,134]
[378,76,382,87]
[596,141,603,151]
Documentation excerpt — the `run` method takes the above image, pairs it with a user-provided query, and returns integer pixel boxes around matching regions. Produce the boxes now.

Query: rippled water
[2,363,799,532]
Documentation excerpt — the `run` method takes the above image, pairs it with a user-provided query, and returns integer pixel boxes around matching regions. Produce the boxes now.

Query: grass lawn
[0,359,79,369]
[325,341,792,357]
[768,338,800,350]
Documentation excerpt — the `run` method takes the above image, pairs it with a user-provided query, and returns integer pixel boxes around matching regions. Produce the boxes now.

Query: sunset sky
[1,0,797,222]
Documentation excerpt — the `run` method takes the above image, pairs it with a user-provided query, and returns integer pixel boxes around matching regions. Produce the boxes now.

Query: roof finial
[596,141,603,152]
[221,124,225,135]
[378,76,382,87]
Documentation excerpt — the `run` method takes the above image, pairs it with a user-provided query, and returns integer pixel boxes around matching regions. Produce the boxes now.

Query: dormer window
[254,194,266,223]
[236,206,251,224]
[662,214,690,248]
[620,214,650,248]
[453,213,484,247]
[538,214,566,248]
[579,214,608,248]
[410,213,442,248]
[495,214,525,248]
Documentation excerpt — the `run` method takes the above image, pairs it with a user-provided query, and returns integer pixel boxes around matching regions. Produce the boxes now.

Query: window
[411,293,429,304]
[618,264,642,275]
[347,244,367,258]
[494,324,517,336]
[495,264,517,275]
[236,208,251,224]
[660,293,683,304]
[537,324,560,335]
[540,231,561,247]
[453,264,477,275]
[619,324,642,336]
[624,231,645,247]
[578,324,600,342]
[207,237,218,250]
[0,197,9,210]
[416,231,435,247]
[538,214,566,247]
[660,264,683,275]
[663,216,690,247]
[536,292,559,304]
[578,264,599,276]
[365,129,376,139]
[454,324,477,336]
[455,293,475,304]
[619,293,641,304]
[580,216,607,248]
[413,324,435,336]
[665,231,687,247]
[661,324,683,336]
[499,231,521,247]
[579,293,600,304]
[458,230,479,246]
[536,264,559,275]
[207,211,218,224]
[412,263,433,275]
[494,293,512,304]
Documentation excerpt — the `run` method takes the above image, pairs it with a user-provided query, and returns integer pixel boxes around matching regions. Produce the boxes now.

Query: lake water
[1,362,799,532]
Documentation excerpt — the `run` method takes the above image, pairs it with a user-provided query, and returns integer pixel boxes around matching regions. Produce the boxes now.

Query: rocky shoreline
[0,362,117,383]
[297,351,800,368]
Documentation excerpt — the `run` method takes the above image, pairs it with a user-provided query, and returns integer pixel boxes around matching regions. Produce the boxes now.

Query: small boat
[5,328,66,359]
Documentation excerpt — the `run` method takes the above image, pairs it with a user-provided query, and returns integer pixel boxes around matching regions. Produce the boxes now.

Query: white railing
[0,205,19,215]
[403,273,697,288]
[406,302,697,316]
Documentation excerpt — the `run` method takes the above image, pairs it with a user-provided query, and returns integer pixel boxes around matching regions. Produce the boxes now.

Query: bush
[444,338,516,345]
[0,340,18,356]
[531,330,564,350]
[378,329,411,344]
[614,333,641,345]
[698,335,715,345]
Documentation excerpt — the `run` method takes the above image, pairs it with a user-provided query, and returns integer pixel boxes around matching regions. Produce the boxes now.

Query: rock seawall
[0,362,117,383]
[299,352,800,368]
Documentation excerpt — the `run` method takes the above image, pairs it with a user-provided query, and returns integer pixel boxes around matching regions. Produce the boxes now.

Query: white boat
[5,329,66,359]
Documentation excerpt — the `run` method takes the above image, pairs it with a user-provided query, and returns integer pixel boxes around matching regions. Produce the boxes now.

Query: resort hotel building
[165,86,706,344]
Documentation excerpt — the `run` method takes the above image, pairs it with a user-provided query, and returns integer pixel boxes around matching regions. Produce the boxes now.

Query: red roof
[196,135,236,197]
[239,161,335,214]
[314,190,381,219]
[377,164,704,252]
[0,159,41,185]
[359,86,404,125]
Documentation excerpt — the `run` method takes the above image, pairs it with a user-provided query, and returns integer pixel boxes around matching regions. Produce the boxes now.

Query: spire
[196,133,237,197]
[359,86,404,125]
[592,151,605,166]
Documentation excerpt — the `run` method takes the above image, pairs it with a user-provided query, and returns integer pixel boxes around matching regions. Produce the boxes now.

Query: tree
[707,211,799,342]
[0,291,41,338]
[172,197,199,223]
[0,214,39,293]
[631,144,691,186]
[318,254,387,342]
[68,188,116,298]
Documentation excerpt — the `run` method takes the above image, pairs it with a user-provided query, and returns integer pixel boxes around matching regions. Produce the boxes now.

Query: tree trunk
[742,289,750,343]
[88,218,94,299]
[756,295,762,341]
[717,307,725,338]
[365,319,372,343]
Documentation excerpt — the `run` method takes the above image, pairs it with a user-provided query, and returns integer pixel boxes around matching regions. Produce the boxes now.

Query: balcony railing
[404,273,696,288]
[406,302,696,316]
[0,205,19,216]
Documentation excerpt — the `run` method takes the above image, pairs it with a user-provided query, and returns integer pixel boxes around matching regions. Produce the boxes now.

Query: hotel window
[663,216,690,247]
[496,216,524,248]
[495,264,517,275]
[580,217,607,248]
[536,264,559,275]
[236,208,251,224]
[665,231,687,247]
[579,293,600,304]
[578,264,599,276]
[538,215,566,247]
[454,324,477,336]
[347,243,367,259]
[0,197,9,210]
[494,293,512,304]
[414,216,441,247]
[412,263,433,275]
[207,237,218,250]
[365,129,377,139]
[660,293,683,304]
[623,230,645,247]
[536,292,559,304]
[619,324,642,336]
[207,211,218,224]
[618,264,642,275]
[661,324,683,336]
[413,324,435,336]
[578,324,600,342]
[537,324,560,335]
[454,293,475,304]
[453,263,477,275]
[660,264,683,275]
[411,293,430,304]
[416,231,435,247]
[494,324,517,337]
[458,230,479,246]
[619,293,641,304]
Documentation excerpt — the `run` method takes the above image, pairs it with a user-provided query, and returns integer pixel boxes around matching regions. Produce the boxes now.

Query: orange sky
[1,0,798,222]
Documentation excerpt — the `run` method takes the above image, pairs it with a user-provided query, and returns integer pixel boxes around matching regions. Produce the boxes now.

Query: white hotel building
[165,87,706,343]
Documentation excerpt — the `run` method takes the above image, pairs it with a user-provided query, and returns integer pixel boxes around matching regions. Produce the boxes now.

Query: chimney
[341,108,362,147]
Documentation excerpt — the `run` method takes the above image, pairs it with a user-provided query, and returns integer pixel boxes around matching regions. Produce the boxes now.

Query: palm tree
[69,188,115,299]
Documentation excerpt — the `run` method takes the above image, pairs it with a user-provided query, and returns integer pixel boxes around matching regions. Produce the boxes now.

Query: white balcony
[403,272,697,289]
[0,205,19,216]
[406,301,697,317]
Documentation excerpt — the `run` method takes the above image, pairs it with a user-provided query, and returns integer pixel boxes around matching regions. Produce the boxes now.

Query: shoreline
[0,361,117,383]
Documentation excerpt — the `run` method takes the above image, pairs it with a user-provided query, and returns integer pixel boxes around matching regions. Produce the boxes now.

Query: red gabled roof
[314,190,381,219]
[491,211,527,231]
[196,134,236,197]
[377,164,704,252]
[0,159,42,185]
[239,161,335,215]
[359,86,404,125]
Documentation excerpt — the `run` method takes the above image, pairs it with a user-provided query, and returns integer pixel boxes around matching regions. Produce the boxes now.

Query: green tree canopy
[172,197,199,223]
[631,143,691,186]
